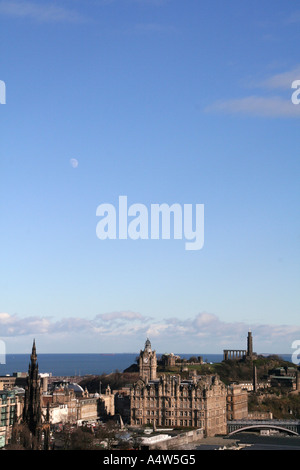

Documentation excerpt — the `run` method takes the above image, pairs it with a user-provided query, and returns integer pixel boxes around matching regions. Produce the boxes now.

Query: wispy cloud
[206,65,300,118]
[257,66,300,90]
[0,0,89,23]
[206,95,300,118]
[96,311,152,323]
[1,311,299,354]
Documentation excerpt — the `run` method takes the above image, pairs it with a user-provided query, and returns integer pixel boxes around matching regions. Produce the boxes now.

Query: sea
[0,353,293,377]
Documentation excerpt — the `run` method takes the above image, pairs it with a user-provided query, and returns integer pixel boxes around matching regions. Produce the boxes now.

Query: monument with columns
[223,330,255,361]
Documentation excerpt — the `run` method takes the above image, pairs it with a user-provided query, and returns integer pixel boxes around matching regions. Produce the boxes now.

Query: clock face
[144,356,149,363]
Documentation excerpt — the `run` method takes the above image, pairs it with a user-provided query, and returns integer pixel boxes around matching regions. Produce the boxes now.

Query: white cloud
[193,312,218,328]
[0,313,14,324]
[0,313,52,335]
[206,65,300,118]
[96,311,149,323]
[146,323,169,337]
[1,311,299,354]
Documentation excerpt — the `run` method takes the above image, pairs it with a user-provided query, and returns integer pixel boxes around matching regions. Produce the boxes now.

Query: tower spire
[23,339,42,449]
[31,339,37,358]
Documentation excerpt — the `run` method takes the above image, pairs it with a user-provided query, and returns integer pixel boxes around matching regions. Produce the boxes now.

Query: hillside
[124,354,297,384]
[212,355,296,385]
[79,371,139,393]
[80,355,297,393]
[248,392,300,419]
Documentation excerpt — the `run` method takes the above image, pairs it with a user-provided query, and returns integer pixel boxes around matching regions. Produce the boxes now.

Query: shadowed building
[22,340,50,450]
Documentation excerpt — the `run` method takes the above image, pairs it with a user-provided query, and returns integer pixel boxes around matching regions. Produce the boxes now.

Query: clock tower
[139,338,157,381]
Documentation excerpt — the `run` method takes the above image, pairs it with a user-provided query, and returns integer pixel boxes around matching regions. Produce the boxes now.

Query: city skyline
[1,1,300,354]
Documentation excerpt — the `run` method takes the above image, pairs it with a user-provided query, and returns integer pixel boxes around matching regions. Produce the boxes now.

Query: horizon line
[3,351,291,356]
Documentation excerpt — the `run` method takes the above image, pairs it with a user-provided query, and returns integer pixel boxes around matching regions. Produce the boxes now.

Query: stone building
[226,384,248,420]
[0,390,19,448]
[139,338,157,381]
[0,372,28,392]
[44,381,78,423]
[44,380,103,425]
[98,385,115,418]
[130,339,227,437]
[76,396,99,426]
[48,403,69,425]
[115,391,131,424]
[160,353,180,368]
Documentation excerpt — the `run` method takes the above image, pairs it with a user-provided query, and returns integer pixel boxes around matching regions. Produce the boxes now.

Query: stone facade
[226,384,248,420]
[248,411,273,420]
[76,397,99,425]
[99,385,115,418]
[43,382,103,425]
[160,353,180,367]
[130,340,228,437]
[130,374,227,436]
[139,339,157,381]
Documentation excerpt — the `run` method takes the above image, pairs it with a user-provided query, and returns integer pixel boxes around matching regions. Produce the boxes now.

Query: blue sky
[0,0,299,355]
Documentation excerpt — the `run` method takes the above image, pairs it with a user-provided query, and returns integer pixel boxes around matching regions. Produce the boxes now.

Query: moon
[70,158,79,168]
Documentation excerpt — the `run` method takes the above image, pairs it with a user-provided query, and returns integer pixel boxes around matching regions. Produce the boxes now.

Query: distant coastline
[0,352,292,377]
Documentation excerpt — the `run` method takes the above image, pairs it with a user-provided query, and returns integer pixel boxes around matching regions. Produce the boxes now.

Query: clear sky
[0,0,299,355]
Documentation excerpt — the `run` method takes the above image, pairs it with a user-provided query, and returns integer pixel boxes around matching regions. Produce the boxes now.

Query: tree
[95,420,118,449]
[130,435,143,450]
[70,427,94,450]
[7,423,32,450]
